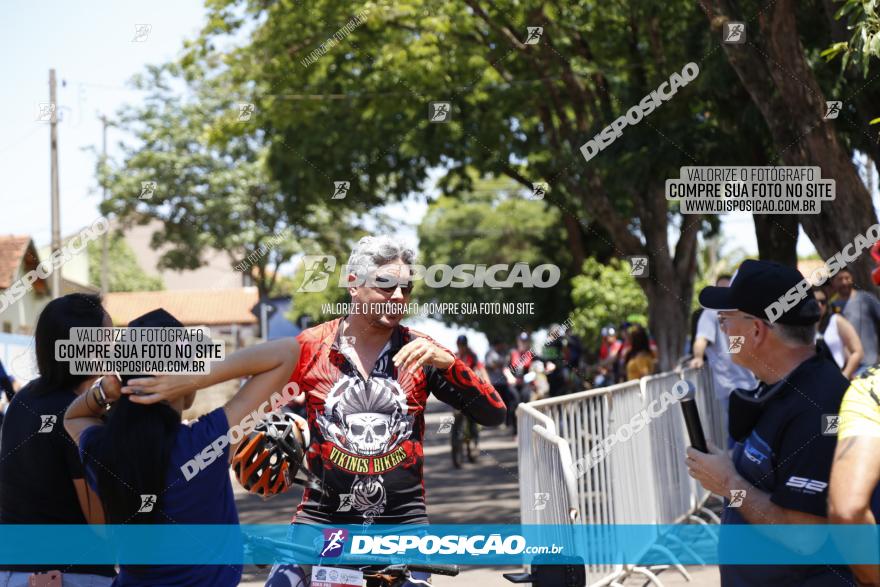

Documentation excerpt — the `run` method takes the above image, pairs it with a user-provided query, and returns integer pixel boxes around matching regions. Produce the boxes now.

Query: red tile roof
[104,287,260,326]
[0,236,38,289]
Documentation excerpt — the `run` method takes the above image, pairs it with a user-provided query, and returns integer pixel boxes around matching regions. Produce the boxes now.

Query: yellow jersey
[839,366,880,438]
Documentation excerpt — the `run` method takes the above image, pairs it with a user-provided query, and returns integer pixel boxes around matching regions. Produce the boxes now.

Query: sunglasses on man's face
[371,277,413,295]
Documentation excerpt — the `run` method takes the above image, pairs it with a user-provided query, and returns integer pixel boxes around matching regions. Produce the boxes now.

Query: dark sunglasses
[371,278,413,295]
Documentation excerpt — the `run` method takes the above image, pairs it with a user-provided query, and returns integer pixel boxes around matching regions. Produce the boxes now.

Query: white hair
[345,235,417,280]
[773,322,816,347]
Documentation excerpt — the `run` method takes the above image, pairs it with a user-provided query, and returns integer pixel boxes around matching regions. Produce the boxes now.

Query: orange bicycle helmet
[232,410,311,498]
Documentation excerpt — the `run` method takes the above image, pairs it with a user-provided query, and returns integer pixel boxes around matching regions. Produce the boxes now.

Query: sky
[4,0,876,285]
[1,1,206,243]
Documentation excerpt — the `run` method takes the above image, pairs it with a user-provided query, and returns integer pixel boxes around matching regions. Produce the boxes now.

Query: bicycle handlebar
[377,563,460,576]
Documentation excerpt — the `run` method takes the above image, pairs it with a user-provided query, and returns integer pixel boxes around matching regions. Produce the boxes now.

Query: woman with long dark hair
[624,324,656,380]
[64,308,300,586]
[814,286,863,379]
[0,293,116,586]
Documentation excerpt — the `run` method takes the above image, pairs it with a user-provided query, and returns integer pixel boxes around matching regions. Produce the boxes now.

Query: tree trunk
[704,0,880,292]
[642,257,694,372]
[752,214,799,266]
[562,214,586,273]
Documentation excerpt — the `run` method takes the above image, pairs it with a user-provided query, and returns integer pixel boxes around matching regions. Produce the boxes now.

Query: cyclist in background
[455,335,489,383]
[486,339,517,431]
[509,332,534,404]
[453,335,488,456]
[594,326,621,387]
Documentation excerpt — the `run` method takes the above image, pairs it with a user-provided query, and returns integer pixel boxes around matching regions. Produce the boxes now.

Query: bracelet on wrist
[90,378,111,411]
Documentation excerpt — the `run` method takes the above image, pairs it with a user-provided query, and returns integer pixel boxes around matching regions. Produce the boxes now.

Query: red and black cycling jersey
[287,318,505,525]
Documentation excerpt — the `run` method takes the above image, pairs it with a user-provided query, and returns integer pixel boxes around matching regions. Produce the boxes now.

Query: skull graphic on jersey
[317,375,413,456]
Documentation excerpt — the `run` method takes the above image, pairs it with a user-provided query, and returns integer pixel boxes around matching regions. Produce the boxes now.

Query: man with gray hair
[266,235,506,586]
[685,259,853,586]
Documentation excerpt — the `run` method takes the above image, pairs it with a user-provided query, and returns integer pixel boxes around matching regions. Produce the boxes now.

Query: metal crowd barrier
[516,366,723,586]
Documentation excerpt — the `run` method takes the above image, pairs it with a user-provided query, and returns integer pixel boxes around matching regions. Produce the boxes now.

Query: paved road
[236,396,719,586]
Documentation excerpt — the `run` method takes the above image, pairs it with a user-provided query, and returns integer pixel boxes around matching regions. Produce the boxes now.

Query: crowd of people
[593,322,659,386]
[4,233,880,586]
[691,267,880,425]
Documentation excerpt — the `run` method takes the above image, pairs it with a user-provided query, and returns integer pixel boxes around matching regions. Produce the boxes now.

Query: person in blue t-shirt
[64,309,300,587]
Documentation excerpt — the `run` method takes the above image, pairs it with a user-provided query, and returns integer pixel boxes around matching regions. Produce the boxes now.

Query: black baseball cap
[699,259,820,325]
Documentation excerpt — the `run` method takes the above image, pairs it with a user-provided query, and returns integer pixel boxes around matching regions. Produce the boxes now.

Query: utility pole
[49,69,61,299]
[99,114,109,295]
[260,302,273,341]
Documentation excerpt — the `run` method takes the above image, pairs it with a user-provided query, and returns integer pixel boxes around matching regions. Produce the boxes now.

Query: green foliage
[98,62,362,298]
[283,257,351,324]
[569,258,648,347]
[416,176,573,341]
[86,234,164,292]
[823,0,880,73]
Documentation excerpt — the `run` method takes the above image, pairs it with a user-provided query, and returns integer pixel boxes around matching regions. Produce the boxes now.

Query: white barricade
[517,366,722,586]
[0,333,37,383]
[518,401,622,584]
